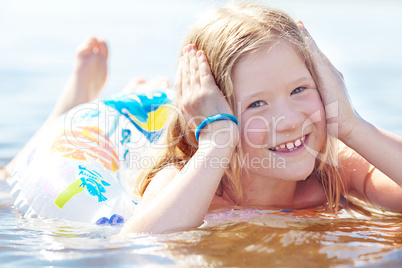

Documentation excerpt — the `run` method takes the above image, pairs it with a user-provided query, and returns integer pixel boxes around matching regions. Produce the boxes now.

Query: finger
[197,50,216,89]
[296,21,321,55]
[181,46,191,96]
[189,45,201,93]
[181,46,192,116]
[174,57,183,104]
[302,26,321,57]
[297,21,332,66]
[296,21,317,49]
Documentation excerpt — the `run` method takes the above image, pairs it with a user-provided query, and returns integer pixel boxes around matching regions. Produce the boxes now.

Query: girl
[3,2,402,233]
[120,1,402,234]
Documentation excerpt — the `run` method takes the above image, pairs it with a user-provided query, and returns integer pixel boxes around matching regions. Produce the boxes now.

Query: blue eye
[249,100,266,108]
[291,87,305,95]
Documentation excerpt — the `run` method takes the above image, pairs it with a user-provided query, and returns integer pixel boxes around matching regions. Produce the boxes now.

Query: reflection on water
[1,191,401,267]
[170,220,401,267]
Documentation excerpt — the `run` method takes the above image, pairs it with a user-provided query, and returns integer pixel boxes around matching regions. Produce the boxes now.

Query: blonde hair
[135,1,344,212]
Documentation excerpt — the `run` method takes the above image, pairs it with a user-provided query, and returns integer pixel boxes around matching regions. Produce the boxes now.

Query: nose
[271,103,304,133]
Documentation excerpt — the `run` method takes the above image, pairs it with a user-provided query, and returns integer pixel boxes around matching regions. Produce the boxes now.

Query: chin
[245,158,316,182]
[279,159,316,182]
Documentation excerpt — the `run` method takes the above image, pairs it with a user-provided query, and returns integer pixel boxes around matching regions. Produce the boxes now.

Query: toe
[152,77,170,89]
[76,37,98,57]
[84,37,98,50]
[97,39,109,59]
[121,77,147,93]
[130,77,147,88]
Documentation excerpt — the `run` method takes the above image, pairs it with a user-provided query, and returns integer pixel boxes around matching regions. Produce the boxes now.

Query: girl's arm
[120,126,237,234]
[298,22,402,212]
[120,45,239,234]
[339,143,402,212]
[342,119,402,212]
[343,119,402,187]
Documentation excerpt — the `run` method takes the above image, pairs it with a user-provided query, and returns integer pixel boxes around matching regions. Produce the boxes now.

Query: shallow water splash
[1,195,401,267]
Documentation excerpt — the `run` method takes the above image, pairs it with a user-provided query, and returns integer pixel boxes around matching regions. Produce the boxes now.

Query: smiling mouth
[268,136,306,152]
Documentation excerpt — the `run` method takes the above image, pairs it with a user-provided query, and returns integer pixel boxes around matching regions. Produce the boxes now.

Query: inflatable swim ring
[8,89,173,225]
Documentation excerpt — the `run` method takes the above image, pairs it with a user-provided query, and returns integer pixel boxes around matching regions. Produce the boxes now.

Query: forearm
[121,127,238,234]
[343,117,402,186]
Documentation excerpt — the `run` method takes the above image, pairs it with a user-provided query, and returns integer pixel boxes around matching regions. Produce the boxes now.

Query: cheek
[301,92,326,124]
[310,97,327,134]
[241,115,270,147]
[302,93,327,145]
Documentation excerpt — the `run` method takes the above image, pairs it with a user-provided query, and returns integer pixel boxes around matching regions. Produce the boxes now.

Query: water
[1,189,401,267]
[1,0,402,266]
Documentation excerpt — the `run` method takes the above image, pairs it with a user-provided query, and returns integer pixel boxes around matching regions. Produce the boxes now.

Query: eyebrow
[243,91,265,100]
[290,76,315,86]
[240,76,315,99]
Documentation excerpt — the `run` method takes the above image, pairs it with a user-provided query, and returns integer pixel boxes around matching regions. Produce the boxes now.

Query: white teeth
[295,139,301,147]
[272,136,305,152]
[286,142,294,149]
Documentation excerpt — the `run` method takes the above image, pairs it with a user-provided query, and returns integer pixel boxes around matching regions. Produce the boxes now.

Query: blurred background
[1,0,401,166]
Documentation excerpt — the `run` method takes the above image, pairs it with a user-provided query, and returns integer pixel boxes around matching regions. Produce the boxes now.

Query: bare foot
[121,77,170,93]
[49,37,108,119]
[3,38,108,175]
[121,77,147,94]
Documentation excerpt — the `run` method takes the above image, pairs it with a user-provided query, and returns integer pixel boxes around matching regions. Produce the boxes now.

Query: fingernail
[295,20,304,29]
[196,50,203,58]
[189,45,196,55]
[182,45,189,54]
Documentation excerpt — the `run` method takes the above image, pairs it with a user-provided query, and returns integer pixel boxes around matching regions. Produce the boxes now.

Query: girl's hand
[297,21,360,142]
[175,44,235,133]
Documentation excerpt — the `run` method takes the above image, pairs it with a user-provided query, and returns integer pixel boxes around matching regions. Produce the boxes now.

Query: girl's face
[232,43,326,182]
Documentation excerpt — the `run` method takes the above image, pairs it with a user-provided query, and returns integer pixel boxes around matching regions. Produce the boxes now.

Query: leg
[49,37,108,119]
[3,37,109,177]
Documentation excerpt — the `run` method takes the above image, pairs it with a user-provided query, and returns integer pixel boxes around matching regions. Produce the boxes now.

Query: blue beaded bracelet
[194,114,239,142]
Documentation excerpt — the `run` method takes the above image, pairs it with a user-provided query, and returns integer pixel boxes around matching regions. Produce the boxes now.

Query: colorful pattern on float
[9,90,172,224]
[78,165,110,202]
[51,126,119,172]
[54,165,110,208]
[103,91,171,142]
